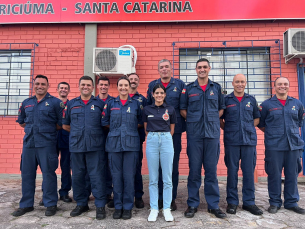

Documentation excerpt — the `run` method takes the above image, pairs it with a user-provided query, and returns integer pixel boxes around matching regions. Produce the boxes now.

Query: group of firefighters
[12,58,305,221]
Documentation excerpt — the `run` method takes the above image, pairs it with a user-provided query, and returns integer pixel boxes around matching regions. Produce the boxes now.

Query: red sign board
[1,0,305,24]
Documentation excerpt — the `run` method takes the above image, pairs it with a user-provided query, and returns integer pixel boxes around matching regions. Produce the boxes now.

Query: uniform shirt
[102,95,142,153]
[132,92,147,142]
[16,92,64,148]
[57,100,70,149]
[258,95,305,151]
[180,79,226,138]
[147,77,186,134]
[62,95,105,153]
[96,94,114,138]
[222,92,260,146]
[143,103,177,132]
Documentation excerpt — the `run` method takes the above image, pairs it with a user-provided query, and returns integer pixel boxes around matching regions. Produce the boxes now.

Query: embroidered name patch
[226,104,236,108]
[269,107,282,111]
[188,93,199,98]
[111,108,120,110]
[24,104,35,109]
[71,106,82,110]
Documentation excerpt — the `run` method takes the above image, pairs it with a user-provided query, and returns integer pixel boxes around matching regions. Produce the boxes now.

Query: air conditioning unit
[93,47,136,75]
[283,28,305,58]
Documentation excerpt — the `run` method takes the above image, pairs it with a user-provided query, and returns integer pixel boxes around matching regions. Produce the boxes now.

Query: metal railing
[172,39,281,104]
[0,43,38,116]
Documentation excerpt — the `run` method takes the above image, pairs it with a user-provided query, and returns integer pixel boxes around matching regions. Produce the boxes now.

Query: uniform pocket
[106,132,121,152]
[264,156,273,176]
[25,106,34,123]
[166,93,180,109]
[208,95,218,110]
[90,129,104,148]
[127,112,137,128]
[48,151,58,172]
[189,95,200,112]
[244,106,254,122]
[297,157,302,174]
[71,109,84,125]
[70,131,83,149]
[125,132,140,149]
[225,106,237,121]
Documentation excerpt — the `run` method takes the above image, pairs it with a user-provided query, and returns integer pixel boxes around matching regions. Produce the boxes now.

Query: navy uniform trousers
[108,151,138,210]
[57,147,71,197]
[20,146,58,208]
[187,137,220,210]
[158,133,181,201]
[225,145,256,206]
[71,150,107,207]
[84,139,113,199]
[265,149,303,209]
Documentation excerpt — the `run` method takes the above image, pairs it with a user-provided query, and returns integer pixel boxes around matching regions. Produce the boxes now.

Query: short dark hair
[153,83,166,94]
[196,58,210,67]
[97,76,110,85]
[274,76,289,86]
[35,75,48,83]
[117,76,130,86]
[79,75,94,85]
[57,82,70,89]
[127,73,140,79]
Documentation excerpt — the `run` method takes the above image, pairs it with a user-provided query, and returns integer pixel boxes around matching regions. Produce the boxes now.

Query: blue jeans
[146,132,174,210]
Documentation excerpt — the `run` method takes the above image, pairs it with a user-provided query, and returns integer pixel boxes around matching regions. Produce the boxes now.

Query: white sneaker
[163,208,174,222]
[148,209,159,222]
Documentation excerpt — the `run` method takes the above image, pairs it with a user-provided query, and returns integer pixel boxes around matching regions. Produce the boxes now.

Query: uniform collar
[132,91,140,97]
[76,95,95,101]
[271,95,293,101]
[228,92,249,98]
[95,94,109,100]
[193,78,213,87]
[115,95,133,102]
[157,77,175,85]
[33,92,51,101]
[152,102,167,108]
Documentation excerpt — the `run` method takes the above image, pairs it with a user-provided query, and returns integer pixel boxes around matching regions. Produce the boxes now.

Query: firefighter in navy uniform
[258,76,305,215]
[180,58,227,219]
[13,75,64,217]
[63,76,108,220]
[85,76,114,207]
[56,82,73,203]
[147,59,186,211]
[220,74,263,215]
[127,73,147,209]
[102,76,142,220]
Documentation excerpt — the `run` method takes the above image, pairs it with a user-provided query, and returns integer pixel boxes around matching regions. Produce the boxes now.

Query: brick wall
[0,20,304,177]
[0,24,85,174]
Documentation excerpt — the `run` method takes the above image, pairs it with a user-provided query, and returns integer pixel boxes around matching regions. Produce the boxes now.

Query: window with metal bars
[178,48,272,104]
[0,50,32,116]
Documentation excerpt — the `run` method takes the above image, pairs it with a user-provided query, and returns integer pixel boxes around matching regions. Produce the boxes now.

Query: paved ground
[1,178,305,229]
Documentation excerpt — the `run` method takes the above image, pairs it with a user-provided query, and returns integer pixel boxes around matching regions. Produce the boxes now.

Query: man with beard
[127,73,147,208]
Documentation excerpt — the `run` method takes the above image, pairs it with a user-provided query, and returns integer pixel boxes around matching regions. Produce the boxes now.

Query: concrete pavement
[1,178,305,228]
